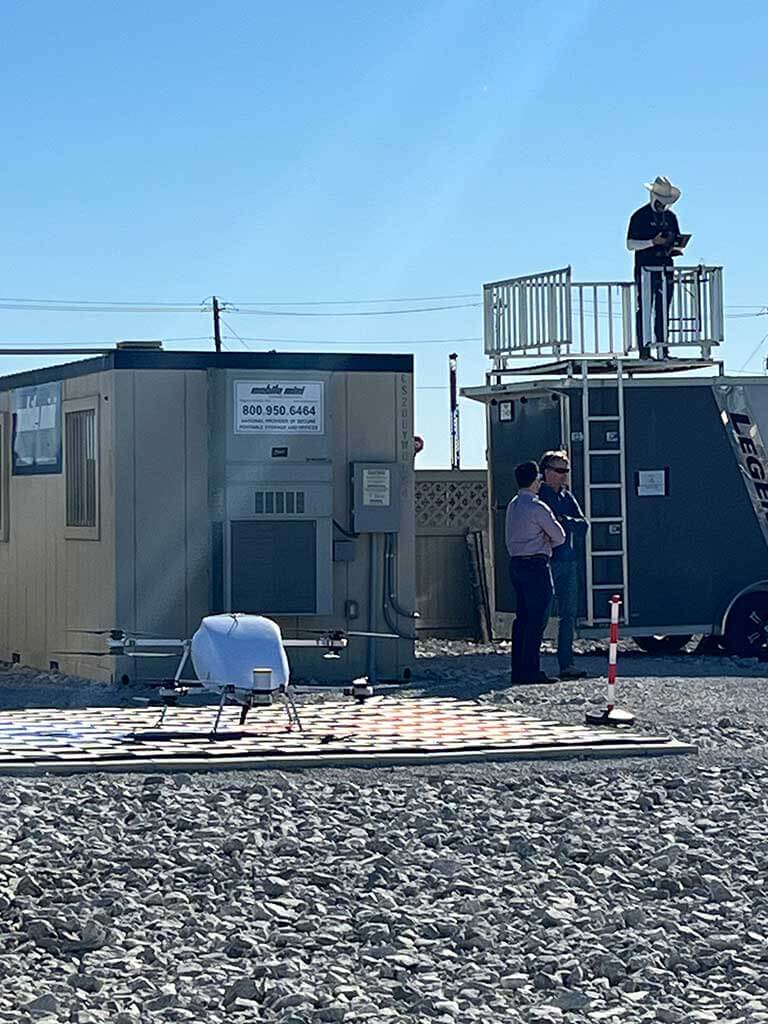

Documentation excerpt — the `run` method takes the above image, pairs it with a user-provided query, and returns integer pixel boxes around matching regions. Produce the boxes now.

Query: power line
[220,318,252,351]
[0,290,764,321]
[0,295,209,309]
[0,296,481,318]
[0,284,763,306]
[0,335,214,347]
[213,335,482,346]
[225,302,481,318]
[230,292,478,307]
[739,331,768,372]
[162,336,215,342]
[0,301,206,314]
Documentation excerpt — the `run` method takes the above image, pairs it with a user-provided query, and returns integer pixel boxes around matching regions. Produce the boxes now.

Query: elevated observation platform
[483,264,723,380]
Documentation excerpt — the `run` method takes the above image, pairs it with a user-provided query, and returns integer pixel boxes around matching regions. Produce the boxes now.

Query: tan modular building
[0,348,416,684]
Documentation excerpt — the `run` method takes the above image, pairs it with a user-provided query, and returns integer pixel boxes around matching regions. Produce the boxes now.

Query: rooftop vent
[116,340,164,351]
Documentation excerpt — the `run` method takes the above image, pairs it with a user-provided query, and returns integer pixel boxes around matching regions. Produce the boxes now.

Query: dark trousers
[635,267,674,357]
[509,556,554,682]
[551,559,578,673]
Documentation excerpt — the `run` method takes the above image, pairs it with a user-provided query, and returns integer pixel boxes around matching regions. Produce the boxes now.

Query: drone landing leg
[281,685,303,732]
[211,686,229,737]
[155,642,192,728]
[239,699,252,727]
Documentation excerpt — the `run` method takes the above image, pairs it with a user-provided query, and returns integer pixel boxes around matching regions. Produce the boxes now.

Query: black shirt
[627,203,680,270]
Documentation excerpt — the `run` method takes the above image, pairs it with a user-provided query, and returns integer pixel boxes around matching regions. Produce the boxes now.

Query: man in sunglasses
[538,450,589,680]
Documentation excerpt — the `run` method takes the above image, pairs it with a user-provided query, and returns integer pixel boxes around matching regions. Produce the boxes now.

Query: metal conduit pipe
[381,534,417,641]
[384,534,419,620]
[381,582,415,641]
[367,533,379,683]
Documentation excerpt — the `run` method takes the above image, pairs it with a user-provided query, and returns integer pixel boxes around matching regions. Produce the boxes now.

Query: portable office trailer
[463,264,768,658]
[0,348,416,683]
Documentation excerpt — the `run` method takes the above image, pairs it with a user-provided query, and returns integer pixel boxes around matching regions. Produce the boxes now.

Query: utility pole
[212,296,222,353]
[449,352,460,470]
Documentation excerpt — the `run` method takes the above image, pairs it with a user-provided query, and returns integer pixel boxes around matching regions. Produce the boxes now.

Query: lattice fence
[416,476,488,533]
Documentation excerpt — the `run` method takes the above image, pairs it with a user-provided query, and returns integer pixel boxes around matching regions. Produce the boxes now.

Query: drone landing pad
[0,697,693,776]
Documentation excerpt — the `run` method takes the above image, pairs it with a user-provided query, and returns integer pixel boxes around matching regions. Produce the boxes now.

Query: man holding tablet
[626,175,690,359]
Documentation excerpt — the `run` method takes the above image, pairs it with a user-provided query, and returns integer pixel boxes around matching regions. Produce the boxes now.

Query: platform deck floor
[0,696,694,775]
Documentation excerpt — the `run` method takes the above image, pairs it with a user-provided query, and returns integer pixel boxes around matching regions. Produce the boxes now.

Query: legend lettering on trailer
[234,380,324,434]
[715,384,768,546]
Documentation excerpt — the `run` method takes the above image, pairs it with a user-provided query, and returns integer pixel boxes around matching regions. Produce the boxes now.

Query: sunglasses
[548,466,570,474]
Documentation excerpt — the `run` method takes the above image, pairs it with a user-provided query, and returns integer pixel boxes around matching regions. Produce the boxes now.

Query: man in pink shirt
[505,461,566,684]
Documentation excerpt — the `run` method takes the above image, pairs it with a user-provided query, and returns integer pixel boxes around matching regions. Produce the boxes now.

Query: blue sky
[2,0,766,466]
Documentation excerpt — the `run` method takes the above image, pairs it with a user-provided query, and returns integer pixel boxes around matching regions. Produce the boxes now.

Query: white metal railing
[483,266,572,360]
[483,264,724,364]
[639,264,724,359]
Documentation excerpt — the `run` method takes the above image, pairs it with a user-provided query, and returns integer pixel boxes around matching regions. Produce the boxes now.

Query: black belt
[511,554,549,562]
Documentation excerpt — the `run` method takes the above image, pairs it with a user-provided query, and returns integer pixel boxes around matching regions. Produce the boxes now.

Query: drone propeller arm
[283,638,348,650]
[109,637,189,651]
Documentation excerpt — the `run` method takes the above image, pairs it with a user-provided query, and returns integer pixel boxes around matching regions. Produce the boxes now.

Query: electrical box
[351,462,401,533]
[333,540,356,562]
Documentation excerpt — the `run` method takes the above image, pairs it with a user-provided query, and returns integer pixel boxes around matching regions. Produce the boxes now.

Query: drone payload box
[191,614,289,693]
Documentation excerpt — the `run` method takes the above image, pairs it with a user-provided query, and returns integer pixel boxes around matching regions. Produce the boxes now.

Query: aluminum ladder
[580,364,629,625]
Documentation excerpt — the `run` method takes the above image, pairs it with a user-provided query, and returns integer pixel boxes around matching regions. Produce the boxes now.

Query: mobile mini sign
[234,380,324,435]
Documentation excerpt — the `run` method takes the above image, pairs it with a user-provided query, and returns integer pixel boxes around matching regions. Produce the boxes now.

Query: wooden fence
[415,470,493,639]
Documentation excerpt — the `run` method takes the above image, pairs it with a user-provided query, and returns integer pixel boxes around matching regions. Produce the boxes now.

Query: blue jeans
[509,556,554,682]
[551,560,578,672]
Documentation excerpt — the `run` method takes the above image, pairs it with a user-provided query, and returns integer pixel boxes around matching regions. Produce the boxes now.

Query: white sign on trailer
[234,380,324,434]
[362,467,391,506]
[637,469,667,497]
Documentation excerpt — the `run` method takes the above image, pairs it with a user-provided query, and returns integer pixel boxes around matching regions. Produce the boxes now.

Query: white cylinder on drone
[190,614,289,692]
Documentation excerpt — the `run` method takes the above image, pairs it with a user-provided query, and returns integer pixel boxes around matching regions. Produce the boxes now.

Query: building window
[65,407,98,532]
[12,382,62,475]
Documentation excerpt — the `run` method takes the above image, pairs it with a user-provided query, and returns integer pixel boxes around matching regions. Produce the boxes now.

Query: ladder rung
[592,550,625,557]
[587,415,620,422]
[590,517,623,523]
[588,449,620,455]
[592,584,625,590]
[589,483,622,490]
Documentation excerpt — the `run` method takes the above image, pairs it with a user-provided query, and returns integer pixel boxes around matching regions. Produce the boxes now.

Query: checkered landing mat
[0,697,694,776]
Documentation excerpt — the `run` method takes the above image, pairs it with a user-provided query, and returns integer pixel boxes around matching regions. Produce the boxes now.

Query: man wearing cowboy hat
[626,175,684,359]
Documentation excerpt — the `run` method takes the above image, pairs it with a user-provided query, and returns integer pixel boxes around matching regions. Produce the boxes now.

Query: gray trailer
[464,265,768,657]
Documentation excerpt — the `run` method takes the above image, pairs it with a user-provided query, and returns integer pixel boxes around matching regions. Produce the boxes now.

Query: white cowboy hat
[643,175,681,205]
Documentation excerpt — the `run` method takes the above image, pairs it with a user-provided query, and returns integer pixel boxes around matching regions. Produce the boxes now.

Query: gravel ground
[1,643,767,1024]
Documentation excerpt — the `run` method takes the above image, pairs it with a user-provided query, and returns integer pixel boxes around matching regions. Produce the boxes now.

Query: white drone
[68,614,397,738]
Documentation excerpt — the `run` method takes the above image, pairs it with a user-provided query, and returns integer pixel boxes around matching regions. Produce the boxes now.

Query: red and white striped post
[607,594,621,713]
[585,594,636,726]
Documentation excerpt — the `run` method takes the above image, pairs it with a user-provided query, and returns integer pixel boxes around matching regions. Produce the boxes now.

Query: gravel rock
[1,643,768,1022]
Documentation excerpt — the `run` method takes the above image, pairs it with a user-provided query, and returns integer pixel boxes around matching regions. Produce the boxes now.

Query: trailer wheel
[633,634,692,655]
[724,592,768,659]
